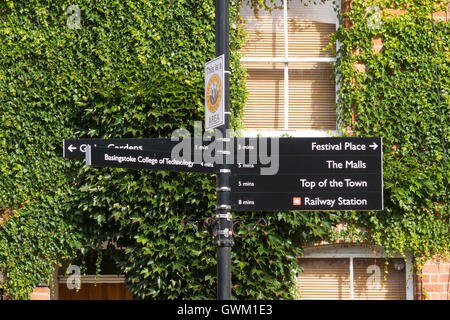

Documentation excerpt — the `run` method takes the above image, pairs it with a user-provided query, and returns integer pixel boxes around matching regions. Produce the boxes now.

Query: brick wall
[341,0,449,300]
[415,257,450,300]
[342,0,448,72]
[30,286,51,300]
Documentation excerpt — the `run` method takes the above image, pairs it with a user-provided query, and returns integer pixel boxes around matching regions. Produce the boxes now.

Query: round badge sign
[205,55,225,130]
[206,74,222,113]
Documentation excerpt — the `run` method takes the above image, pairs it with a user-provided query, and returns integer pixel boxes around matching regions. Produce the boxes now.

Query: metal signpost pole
[215,0,233,300]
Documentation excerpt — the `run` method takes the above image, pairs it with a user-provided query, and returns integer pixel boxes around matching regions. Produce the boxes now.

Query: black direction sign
[64,137,381,159]
[231,192,383,211]
[229,137,382,175]
[231,137,383,211]
[67,136,383,210]
[63,138,212,159]
[231,154,382,175]
[247,137,381,155]
[86,145,217,174]
[232,174,382,193]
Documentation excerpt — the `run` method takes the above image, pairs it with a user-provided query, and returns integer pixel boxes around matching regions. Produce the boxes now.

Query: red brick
[352,48,361,55]
[421,274,430,283]
[443,264,450,273]
[32,287,49,294]
[30,287,51,300]
[439,273,449,283]
[372,37,383,46]
[353,63,366,73]
[423,283,445,293]
[372,46,383,55]
[342,17,353,28]
[429,293,449,300]
[432,11,448,21]
[427,293,436,300]
[422,264,443,274]
[341,0,353,13]
[372,37,383,55]
[430,274,440,283]
[427,293,438,300]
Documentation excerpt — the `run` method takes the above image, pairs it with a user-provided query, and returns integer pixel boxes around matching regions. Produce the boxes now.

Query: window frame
[240,0,340,136]
[298,244,414,300]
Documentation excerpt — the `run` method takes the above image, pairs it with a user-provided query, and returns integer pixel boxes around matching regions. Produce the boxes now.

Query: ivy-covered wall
[0,0,322,300]
[0,0,448,300]
[331,0,449,262]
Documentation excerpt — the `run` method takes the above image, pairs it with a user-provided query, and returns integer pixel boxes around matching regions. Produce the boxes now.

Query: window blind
[240,0,337,130]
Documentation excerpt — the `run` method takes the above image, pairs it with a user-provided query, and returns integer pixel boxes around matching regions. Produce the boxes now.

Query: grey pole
[215,0,233,300]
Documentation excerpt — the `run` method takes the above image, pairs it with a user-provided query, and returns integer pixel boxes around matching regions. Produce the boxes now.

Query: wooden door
[58,282,133,300]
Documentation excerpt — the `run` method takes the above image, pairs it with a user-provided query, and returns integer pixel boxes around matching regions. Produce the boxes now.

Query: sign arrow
[369,142,378,150]
[68,144,77,153]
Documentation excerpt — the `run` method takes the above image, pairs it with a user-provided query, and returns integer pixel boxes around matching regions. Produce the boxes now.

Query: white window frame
[298,244,414,300]
[240,0,340,137]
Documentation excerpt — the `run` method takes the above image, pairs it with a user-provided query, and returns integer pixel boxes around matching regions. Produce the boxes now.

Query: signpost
[214,0,233,301]
[64,135,383,299]
[61,1,385,302]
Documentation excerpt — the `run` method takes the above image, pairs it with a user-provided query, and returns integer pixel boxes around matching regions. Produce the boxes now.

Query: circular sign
[206,74,222,113]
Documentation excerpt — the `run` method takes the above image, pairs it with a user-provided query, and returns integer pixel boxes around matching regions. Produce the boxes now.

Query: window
[240,0,337,132]
[55,250,133,300]
[296,244,414,300]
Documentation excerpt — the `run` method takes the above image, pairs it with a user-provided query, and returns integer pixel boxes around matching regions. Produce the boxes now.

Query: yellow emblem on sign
[206,74,222,113]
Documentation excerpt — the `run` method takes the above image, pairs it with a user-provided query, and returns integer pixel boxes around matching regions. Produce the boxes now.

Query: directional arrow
[63,138,210,159]
[68,144,77,153]
[369,142,378,150]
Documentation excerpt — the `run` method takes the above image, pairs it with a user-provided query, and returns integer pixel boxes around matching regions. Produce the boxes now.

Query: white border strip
[241,57,336,63]
[239,129,338,138]
[85,144,91,166]
[283,0,289,130]
[58,275,125,284]
[349,257,354,300]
